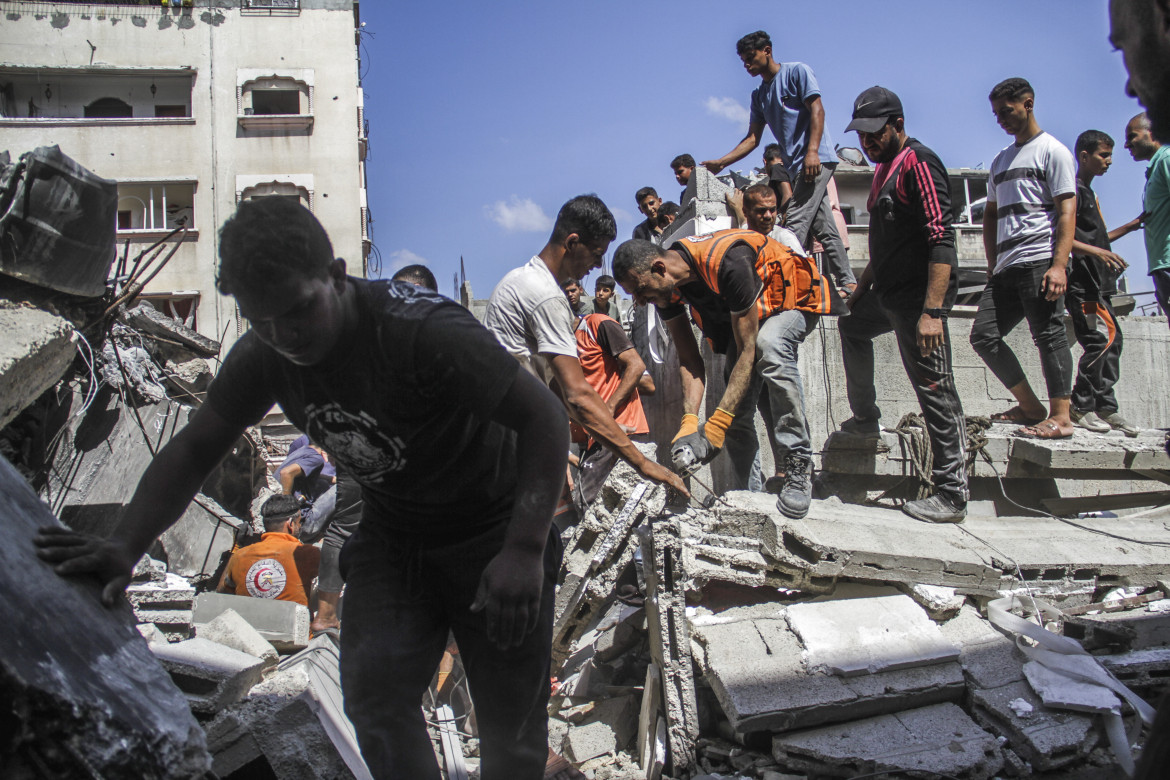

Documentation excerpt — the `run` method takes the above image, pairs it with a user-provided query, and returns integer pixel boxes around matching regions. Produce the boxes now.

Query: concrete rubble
[544,450,1170,780]
[2,158,1169,779]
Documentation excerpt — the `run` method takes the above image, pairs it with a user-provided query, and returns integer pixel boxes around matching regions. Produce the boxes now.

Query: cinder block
[196,608,278,667]
[193,592,309,652]
[151,637,266,716]
[126,572,195,608]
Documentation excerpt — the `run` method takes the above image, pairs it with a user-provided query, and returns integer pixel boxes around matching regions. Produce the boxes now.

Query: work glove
[670,409,735,476]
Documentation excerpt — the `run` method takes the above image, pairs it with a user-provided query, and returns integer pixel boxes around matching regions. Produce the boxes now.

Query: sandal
[990,405,1044,425]
[1013,420,1073,440]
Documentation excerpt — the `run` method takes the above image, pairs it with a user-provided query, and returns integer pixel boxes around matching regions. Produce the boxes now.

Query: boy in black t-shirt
[37,198,571,779]
[1068,130,1139,436]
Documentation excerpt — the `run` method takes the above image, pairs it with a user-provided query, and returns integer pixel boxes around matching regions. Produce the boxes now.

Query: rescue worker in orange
[569,305,656,505]
[218,494,320,608]
[613,230,840,518]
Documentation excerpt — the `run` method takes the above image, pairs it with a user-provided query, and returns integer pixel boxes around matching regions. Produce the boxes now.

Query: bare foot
[1014,419,1074,439]
[546,747,585,780]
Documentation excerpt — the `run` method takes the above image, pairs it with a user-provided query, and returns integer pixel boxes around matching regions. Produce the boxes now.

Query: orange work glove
[703,408,735,450]
[672,413,700,443]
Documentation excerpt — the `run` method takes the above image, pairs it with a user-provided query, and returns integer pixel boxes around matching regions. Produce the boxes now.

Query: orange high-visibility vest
[672,229,836,319]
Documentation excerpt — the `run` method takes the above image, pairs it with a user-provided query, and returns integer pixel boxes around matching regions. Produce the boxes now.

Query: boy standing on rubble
[835,86,969,524]
[36,197,570,780]
[1067,129,1139,436]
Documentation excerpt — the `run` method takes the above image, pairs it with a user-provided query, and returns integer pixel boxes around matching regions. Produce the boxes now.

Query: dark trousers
[318,472,362,593]
[1152,268,1170,325]
[839,292,969,502]
[1068,292,1123,414]
[339,520,561,780]
[969,259,1074,399]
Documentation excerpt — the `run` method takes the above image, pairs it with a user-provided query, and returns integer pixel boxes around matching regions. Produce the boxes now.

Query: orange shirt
[224,532,320,607]
[572,313,649,442]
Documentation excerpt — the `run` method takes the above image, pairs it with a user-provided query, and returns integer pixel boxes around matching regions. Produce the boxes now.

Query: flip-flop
[310,626,341,640]
[1013,421,1073,440]
[990,406,1044,425]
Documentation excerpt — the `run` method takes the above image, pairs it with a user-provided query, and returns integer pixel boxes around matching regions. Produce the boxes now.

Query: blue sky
[358,1,1156,306]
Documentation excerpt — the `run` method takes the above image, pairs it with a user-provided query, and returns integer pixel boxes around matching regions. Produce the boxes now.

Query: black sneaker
[777,454,813,519]
[902,493,966,524]
[839,416,881,437]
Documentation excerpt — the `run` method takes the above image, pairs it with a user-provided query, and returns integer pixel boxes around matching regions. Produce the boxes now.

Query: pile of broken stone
[544,452,1170,780]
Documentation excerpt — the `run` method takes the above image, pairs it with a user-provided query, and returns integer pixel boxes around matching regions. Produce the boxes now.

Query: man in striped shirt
[837,86,968,524]
[970,77,1077,440]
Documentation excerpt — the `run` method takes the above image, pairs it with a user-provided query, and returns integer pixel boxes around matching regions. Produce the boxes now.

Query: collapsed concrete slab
[771,703,1004,779]
[151,636,267,716]
[937,604,1100,770]
[194,592,310,653]
[0,454,211,778]
[0,303,75,431]
[691,604,964,735]
[205,635,372,780]
[161,492,244,578]
[1064,601,1170,652]
[733,494,1170,595]
[785,594,959,677]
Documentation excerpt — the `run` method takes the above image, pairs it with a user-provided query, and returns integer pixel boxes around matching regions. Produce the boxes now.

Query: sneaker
[902,493,967,524]
[839,416,881,438]
[1071,409,1110,433]
[777,454,813,519]
[1101,411,1140,438]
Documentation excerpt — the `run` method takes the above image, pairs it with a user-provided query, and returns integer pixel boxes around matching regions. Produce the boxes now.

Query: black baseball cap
[845,86,904,133]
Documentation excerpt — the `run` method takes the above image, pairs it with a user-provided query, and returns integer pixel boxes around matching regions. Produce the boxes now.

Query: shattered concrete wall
[0,455,212,779]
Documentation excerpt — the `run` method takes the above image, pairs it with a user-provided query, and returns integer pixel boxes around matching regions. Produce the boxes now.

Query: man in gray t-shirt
[970,77,1077,440]
[486,194,687,497]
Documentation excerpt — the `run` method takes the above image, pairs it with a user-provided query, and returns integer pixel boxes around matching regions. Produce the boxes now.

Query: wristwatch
[922,308,946,319]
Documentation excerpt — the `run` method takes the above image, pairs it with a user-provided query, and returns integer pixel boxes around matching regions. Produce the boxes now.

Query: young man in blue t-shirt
[701,30,854,296]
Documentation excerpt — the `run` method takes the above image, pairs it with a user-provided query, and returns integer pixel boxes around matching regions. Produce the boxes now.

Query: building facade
[0,0,369,345]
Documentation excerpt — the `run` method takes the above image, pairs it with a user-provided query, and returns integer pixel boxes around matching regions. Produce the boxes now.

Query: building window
[117,181,196,234]
[251,89,300,115]
[0,68,194,123]
[237,72,313,130]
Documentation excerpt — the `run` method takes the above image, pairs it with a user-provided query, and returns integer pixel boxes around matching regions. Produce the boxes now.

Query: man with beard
[1124,113,1170,323]
[1110,0,1170,143]
[836,86,969,523]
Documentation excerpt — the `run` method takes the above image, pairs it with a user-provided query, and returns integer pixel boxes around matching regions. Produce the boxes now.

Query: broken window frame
[116,180,198,236]
[136,291,201,331]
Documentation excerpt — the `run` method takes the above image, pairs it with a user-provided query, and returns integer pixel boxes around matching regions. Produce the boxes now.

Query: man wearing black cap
[837,86,969,524]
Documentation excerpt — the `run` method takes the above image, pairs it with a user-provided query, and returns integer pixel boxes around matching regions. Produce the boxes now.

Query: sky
[357,1,1157,308]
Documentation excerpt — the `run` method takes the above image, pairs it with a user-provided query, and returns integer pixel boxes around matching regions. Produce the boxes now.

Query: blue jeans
[722,310,818,488]
[338,520,560,780]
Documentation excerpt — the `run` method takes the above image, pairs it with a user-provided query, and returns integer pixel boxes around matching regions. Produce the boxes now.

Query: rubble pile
[543,456,1170,780]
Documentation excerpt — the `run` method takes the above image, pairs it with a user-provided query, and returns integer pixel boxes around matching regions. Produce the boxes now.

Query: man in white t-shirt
[970,77,1077,439]
[486,194,687,496]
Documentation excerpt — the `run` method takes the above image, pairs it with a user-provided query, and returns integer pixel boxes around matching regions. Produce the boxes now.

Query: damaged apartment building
[4,6,1170,780]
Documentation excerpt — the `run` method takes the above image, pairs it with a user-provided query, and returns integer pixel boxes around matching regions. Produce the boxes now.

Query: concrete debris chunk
[132,553,168,583]
[194,591,310,653]
[692,604,964,734]
[0,304,75,430]
[900,582,967,621]
[1023,660,1121,714]
[771,703,1004,779]
[970,681,1098,770]
[786,594,960,677]
[205,635,372,780]
[0,455,212,778]
[1099,646,1170,692]
[197,607,279,667]
[936,604,1025,690]
[125,301,221,357]
[642,520,700,774]
[151,636,267,716]
[1063,602,1170,652]
[562,695,639,763]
